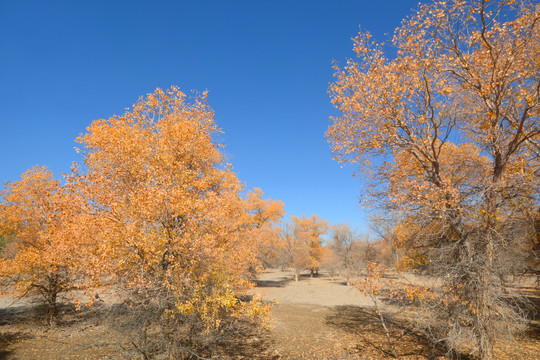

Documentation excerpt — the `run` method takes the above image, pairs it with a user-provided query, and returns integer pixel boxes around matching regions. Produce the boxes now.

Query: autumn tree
[280,215,328,281]
[279,220,309,282]
[327,1,540,358]
[328,224,359,286]
[0,166,90,325]
[327,225,394,283]
[74,87,279,358]
[295,215,328,277]
[370,212,404,268]
[243,188,285,272]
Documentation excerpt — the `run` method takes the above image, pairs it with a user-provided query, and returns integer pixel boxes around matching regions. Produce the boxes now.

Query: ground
[254,270,539,359]
[0,269,538,359]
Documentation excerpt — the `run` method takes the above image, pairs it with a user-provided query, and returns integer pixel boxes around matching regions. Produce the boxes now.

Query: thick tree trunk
[477,190,498,360]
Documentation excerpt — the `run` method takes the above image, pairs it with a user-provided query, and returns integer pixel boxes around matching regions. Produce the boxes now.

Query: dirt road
[254,270,384,360]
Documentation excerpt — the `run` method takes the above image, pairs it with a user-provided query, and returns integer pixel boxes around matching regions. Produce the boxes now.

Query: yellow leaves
[66,86,283,328]
[396,253,429,271]
[478,209,501,221]
[0,166,92,306]
[329,0,540,192]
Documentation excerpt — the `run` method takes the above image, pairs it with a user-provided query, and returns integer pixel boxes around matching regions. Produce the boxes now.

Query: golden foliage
[328,1,539,359]
[0,166,91,322]
[73,86,282,328]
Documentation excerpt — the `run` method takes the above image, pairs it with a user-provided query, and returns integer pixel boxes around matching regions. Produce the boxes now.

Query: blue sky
[0,0,420,230]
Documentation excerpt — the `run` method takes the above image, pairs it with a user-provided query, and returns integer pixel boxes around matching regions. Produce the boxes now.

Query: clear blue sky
[1,0,419,230]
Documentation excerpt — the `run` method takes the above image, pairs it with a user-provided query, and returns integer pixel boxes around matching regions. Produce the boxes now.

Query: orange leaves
[72,86,282,327]
[354,262,386,297]
[0,166,92,319]
[385,142,489,214]
[1,86,283,330]
[281,215,328,277]
[328,0,540,195]
[330,4,539,356]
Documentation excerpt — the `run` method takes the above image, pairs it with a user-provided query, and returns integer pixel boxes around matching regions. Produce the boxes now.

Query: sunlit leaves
[75,86,282,329]
[0,166,91,323]
[328,1,539,358]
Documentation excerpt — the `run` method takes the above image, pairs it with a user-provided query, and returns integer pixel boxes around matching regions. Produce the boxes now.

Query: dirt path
[254,269,540,360]
[269,303,361,360]
[254,270,375,360]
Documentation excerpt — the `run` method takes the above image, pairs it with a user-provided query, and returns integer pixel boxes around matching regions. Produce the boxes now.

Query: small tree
[295,215,328,277]
[243,188,285,272]
[329,224,359,286]
[280,220,309,281]
[370,212,403,268]
[279,215,328,281]
[0,167,89,325]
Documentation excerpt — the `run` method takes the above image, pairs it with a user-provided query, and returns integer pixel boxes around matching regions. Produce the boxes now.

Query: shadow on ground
[0,300,280,360]
[0,305,37,359]
[0,331,32,360]
[325,305,466,360]
[522,292,540,341]
[255,277,294,288]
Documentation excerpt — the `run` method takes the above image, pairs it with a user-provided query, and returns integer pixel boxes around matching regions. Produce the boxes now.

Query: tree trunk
[46,289,58,326]
[45,273,60,326]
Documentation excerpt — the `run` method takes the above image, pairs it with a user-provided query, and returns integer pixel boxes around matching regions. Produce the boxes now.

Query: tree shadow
[325,305,471,359]
[255,277,293,288]
[0,303,46,327]
[0,301,104,359]
[0,331,33,359]
[332,280,350,286]
[520,292,540,341]
[211,318,279,359]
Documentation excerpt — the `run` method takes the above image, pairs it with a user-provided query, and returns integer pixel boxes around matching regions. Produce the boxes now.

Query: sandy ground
[254,269,539,360]
[253,270,375,360]
[0,269,538,359]
[253,269,372,307]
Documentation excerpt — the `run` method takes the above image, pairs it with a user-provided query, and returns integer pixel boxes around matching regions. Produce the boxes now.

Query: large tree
[327,1,539,359]
[75,86,281,357]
